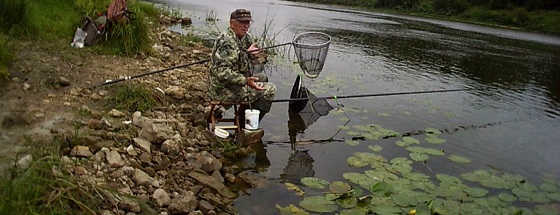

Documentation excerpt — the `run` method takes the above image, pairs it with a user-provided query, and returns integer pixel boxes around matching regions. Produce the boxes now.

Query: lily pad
[347,156,369,168]
[396,137,420,147]
[365,170,399,182]
[340,208,368,215]
[425,128,442,135]
[299,196,338,213]
[534,204,560,215]
[425,136,446,144]
[301,177,329,190]
[464,187,488,198]
[539,183,558,192]
[405,146,445,156]
[285,183,305,196]
[330,181,352,194]
[436,174,463,185]
[498,193,517,202]
[368,145,383,152]
[448,154,471,164]
[276,204,310,215]
[346,131,360,136]
[369,205,401,215]
[369,181,393,196]
[345,140,360,146]
[410,152,429,162]
[547,192,560,201]
[336,196,358,209]
[343,172,378,189]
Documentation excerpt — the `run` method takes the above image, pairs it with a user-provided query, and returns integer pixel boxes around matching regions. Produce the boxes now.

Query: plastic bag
[70,27,87,48]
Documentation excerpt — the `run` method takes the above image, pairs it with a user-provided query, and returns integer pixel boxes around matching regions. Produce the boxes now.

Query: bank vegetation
[286,0,560,35]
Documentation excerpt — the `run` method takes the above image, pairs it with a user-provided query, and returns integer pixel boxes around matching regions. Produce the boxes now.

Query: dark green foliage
[0,34,12,80]
[0,0,27,32]
[434,0,470,15]
[376,0,420,9]
[106,84,157,112]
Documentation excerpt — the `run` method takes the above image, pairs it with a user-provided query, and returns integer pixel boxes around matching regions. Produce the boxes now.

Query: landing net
[292,32,331,79]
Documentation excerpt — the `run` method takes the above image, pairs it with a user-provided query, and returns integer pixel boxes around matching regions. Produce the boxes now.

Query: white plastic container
[245,109,260,130]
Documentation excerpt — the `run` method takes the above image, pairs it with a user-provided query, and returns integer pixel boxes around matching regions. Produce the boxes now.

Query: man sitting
[209,9,276,119]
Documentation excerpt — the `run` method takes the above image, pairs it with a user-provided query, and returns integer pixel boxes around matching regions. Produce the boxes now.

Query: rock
[188,211,203,215]
[126,145,137,156]
[152,188,171,207]
[134,169,154,186]
[118,185,133,195]
[224,173,236,183]
[23,83,31,90]
[240,129,264,145]
[238,170,267,188]
[132,111,142,123]
[161,139,180,155]
[139,152,152,164]
[100,210,114,215]
[188,170,235,199]
[133,137,151,153]
[106,150,125,168]
[70,146,93,158]
[16,154,32,169]
[109,109,126,118]
[119,198,141,213]
[194,151,222,173]
[88,119,104,130]
[74,166,88,175]
[139,122,173,144]
[198,200,215,214]
[122,166,135,175]
[58,76,71,87]
[211,171,224,183]
[181,17,192,25]
[168,191,198,215]
[165,86,185,99]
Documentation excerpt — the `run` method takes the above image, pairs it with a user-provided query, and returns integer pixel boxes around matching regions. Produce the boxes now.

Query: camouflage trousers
[210,78,276,115]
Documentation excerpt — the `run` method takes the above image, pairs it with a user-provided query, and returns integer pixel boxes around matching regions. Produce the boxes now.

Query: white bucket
[244,109,260,130]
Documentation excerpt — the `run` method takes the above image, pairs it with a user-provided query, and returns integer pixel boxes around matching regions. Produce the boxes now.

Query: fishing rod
[91,42,295,88]
[272,88,475,103]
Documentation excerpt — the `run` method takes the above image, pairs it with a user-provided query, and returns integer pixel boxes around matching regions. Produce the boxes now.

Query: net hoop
[292,32,331,79]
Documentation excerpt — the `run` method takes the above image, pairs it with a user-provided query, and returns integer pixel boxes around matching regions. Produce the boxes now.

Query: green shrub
[433,0,470,15]
[74,0,111,17]
[106,84,157,112]
[0,34,12,80]
[0,0,28,33]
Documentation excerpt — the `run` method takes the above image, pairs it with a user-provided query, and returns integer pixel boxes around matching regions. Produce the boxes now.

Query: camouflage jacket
[209,28,257,101]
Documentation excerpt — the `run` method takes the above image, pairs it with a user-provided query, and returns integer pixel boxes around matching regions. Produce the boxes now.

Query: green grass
[0,138,103,214]
[1,0,161,55]
[106,84,157,112]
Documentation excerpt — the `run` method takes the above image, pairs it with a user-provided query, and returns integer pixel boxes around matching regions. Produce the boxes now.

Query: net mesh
[292,32,331,79]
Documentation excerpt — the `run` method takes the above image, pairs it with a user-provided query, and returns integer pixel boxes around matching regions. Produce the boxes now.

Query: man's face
[230,19,251,38]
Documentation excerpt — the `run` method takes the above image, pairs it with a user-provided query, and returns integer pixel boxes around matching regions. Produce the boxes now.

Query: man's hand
[247,77,265,90]
[247,43,262,56]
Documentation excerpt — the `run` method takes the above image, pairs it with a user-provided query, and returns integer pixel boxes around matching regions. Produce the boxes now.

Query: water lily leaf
[410,152,429,162]
[276,204,310,215]
[343,172,378,189]
[340,208,368,215]
[325,193,343,201]
[369,205,401,215]
[347,156,369,168]
[425,136,446,144]
[336,196,358,208]
[285,183,305,196]
[354,152,386,164]
[346,131,360,136]
[368,145,383,152]
[365,170,399,182]
[378,112,391,117]
[436,174,462,185]
[539,183,558,193]
[498,193,517,202]
[299,196,338,213]
[464,187,488,198]
[370,182,393,197]
[346,140,360,146]
[301,177,329,190]
[447,154,471,164]
[405,146,445,156]
[362,133,380,140]
[425,128,442,135]
[534,204,560,215]
[330,181,352,194]
[547,192,560,201]
[403,137,420,145]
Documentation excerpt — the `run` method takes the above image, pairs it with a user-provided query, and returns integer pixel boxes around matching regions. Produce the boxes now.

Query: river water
[156,0,560,213]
